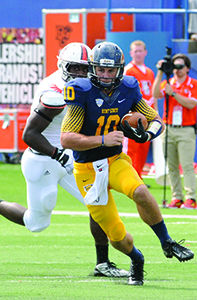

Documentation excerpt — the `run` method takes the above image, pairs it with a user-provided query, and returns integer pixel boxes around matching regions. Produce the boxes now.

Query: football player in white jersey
[0,42,129,278]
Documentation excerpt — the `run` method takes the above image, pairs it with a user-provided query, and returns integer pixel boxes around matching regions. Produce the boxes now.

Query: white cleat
[94,261,129,277]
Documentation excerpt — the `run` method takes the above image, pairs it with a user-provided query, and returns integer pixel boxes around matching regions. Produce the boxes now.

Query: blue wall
[1,0,160,27]
[0,0,186,35]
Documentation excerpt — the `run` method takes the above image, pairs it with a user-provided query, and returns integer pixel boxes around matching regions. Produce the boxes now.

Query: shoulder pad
[40,91,65,108]
[66,78,92,92]
[122,75,139,88]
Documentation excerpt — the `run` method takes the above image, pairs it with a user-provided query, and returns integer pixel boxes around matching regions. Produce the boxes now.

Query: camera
[158,47,184,77]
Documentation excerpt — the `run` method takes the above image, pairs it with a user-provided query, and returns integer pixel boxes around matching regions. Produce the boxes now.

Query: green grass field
[0,163,197,300]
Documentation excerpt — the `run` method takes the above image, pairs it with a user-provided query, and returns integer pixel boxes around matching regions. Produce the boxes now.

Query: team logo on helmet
[100,59,115,66]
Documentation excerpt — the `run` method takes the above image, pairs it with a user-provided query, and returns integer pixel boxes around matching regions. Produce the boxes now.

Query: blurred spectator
[0,28,42,44]
[0,28,16,43]
[123,40,156,181]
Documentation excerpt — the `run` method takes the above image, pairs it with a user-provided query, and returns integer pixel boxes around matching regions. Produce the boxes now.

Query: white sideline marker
[53,210,197,219]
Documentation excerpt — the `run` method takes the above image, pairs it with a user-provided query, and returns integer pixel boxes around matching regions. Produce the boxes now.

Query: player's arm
[165,83,197,109]
[23,94,64,157]
[61,105,123,150]
[24,97,71,168]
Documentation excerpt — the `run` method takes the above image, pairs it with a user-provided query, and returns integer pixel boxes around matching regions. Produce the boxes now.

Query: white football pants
[21,148,84,232]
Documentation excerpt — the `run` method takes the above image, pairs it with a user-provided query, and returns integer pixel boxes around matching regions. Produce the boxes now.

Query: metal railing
[106,7,197,39]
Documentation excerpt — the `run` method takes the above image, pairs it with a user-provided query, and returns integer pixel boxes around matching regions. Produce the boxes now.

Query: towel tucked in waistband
[84,158,109,206]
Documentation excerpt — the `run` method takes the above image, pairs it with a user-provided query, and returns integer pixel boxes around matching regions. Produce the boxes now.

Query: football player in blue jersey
[61,42,194,286]
[0,42,129,278]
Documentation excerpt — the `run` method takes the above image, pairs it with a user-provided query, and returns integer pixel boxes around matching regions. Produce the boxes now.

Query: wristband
[101,135,105,146]
[146,120,162,140]
[171,92,176,97]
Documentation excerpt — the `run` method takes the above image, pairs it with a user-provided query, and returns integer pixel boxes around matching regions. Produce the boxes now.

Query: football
[121,112,148,130]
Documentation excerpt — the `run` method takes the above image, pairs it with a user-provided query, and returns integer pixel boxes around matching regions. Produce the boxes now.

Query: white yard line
[52,210,197,219]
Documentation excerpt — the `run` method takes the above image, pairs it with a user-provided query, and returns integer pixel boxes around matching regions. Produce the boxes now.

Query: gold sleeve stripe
[61,105,85,133]
[132,99,157,121]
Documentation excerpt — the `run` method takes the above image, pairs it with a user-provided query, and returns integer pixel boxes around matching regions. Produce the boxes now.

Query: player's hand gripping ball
[119,112,149,143]
[121,112,148,130]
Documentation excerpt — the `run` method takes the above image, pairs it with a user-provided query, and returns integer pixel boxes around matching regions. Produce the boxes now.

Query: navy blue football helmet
[88,42,125,89]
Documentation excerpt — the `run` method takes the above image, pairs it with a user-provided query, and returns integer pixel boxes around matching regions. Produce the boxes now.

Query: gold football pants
[74,152,144,241]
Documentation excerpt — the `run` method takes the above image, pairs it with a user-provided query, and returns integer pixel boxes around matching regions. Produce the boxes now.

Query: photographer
[152,53,197,209]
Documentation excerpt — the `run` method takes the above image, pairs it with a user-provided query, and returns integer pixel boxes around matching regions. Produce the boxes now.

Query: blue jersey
[64,75,142,163]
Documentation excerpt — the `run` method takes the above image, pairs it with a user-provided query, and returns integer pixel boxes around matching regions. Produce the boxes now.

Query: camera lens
[173,64,185,70]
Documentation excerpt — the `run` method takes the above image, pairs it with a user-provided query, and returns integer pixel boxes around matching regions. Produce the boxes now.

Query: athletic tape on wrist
[146,120,162,140]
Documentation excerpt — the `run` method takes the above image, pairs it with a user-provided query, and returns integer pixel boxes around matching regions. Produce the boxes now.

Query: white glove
[64,153,74,175]
[52,148,73,174]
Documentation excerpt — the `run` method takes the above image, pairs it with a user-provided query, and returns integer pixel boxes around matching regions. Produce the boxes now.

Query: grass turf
[0,163,196,299]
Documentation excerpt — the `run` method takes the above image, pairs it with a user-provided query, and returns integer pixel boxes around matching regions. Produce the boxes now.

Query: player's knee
[23,188,56,232]
[132,184,150,205]
[107,220,126,242]
[28,222,49,232]
[23,210,51,232]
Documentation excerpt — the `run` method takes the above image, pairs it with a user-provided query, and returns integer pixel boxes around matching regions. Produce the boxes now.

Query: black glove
[51,148,69,166]
[118,119,149,143]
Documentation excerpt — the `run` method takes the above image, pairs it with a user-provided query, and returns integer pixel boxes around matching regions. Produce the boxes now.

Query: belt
[167,124,194,128]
